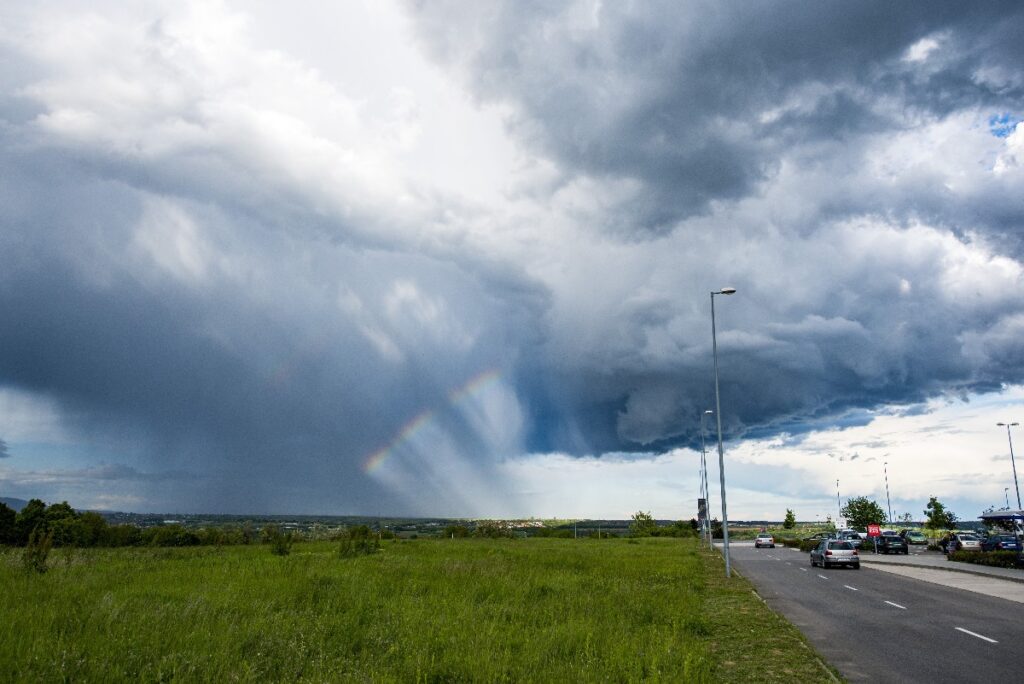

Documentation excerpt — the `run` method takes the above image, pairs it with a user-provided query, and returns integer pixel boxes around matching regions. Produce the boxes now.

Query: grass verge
[0,538,837,682]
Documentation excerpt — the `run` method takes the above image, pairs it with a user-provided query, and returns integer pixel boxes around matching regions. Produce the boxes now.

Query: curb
[860,559,1024,584]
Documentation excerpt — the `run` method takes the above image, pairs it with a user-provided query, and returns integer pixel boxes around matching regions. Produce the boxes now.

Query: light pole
[996,422,1022,509]
[711,286,736,577]
[884,462,894,524]
[700,409,713,545]
[835,479,841,529]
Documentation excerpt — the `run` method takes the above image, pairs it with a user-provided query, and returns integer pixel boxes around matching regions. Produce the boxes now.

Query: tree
[14,499,48,545]
[629,511,657,537]
[924,496,957,531]
[0,502,16,545]
[840,497,887,530]
[783,509,796,529]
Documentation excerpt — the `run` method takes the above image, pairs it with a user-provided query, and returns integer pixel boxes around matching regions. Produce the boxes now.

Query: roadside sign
[867,524,881,537]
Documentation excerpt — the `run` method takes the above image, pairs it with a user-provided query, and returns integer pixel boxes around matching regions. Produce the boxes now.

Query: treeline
[0,499,262,548]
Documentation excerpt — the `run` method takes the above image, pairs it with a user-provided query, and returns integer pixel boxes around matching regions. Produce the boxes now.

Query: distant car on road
[898,529,927,545]
[754,533,775,548]
[810,539,860,569]
[981,534,1020,552]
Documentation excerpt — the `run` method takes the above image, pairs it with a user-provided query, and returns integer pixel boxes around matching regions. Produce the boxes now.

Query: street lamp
[996,422,1022,510]
[884,462,894,524]
[711,286,736,577]
[700,409,713,545]
[836,479,841,528]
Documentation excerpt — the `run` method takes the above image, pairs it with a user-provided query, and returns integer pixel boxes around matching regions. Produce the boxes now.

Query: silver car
[810,539,860,569]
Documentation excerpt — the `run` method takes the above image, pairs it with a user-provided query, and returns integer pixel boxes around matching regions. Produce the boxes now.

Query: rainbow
[362,368,502,474]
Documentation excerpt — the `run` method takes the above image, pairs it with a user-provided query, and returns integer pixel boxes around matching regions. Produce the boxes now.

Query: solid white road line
[844,585,858,591]
[818,574,829,580]
[884,601,907,610]
[955,627,998,644]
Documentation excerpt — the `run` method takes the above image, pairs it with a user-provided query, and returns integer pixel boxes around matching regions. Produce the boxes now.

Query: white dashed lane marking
[799,568,808,572]
[844,585,858,591]
[818,575,829,580]
[955,627,997,644]
[884,601,907,610]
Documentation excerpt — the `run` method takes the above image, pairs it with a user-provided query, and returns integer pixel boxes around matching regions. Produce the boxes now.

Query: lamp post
[884,462,894,525]
[835,479,841,528]
[700,409,713,545]
[996,422,1022,510]
[711,286,736,577]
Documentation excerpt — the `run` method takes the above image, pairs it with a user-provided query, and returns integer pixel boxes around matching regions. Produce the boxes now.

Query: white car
[754,533,775,548]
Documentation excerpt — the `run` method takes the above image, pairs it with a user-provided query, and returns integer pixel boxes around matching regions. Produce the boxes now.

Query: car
[981,534,1020,552]
[837,529,863,549]
[943,533,983,553]
[899,529,927,545]
[875,534,909,554]
[803,531,837,542]
[810,539,860,569]
[754,533,775,548]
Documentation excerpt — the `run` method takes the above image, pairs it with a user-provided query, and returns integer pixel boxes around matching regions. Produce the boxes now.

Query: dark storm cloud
[2,2,1024,515]
[0,438,9,458]
[408,0,1024,234]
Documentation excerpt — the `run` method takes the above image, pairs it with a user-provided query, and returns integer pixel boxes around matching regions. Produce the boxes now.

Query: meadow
[0,537,837,682]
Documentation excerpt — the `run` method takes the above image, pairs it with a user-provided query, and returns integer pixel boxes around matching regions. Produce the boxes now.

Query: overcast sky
[2,1,1023,521]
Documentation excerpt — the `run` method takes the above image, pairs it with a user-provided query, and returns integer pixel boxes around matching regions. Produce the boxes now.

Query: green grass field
[0,538,837,682]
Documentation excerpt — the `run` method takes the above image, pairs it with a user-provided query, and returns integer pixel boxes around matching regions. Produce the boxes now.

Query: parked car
[942,533,983,553]
[803,531,837,542]
[899,529,927,545]
[837,529,863,548]
[754,533,775,548]
[981,534,1020,552]
[810,539,860,569]
[875,534,909,554]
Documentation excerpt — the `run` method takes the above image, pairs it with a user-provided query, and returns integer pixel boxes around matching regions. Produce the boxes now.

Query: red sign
[867,524,881,537]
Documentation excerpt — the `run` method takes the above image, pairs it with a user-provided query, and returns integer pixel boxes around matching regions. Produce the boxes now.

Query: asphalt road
[727,542,1023,683]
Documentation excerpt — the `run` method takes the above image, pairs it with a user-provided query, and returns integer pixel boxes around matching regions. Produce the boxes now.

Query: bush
[262,525,294,556]
[474,522,515,539]
[339,525,380,558]
[443,525,470,538]
[948,550,1019,568]
[22,528,53,574]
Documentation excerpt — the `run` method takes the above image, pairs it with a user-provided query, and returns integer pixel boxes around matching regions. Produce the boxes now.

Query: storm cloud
[1,1,1023,514]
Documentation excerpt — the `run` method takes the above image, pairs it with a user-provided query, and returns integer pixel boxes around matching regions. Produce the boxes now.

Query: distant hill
[1,497,29,511]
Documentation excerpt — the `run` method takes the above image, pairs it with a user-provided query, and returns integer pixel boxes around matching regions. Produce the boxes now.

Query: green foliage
[629,511,657,537]
[840,496,886,530]
[924,496,957,531]
[261,525,294,556]
[338,525,381,558]
[783,509,796,529]
[14,499,47,545]
[443,524,470,538]
[0,501,15,544]
[0,538,835,681]
[473,521,514,539]
[21,527,53,574]
[948,550,1019,568]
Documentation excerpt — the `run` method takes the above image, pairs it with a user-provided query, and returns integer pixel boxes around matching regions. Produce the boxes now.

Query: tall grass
[0,538,832,682]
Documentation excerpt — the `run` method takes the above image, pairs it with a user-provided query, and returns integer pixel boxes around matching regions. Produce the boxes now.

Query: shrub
[948,550,1019,568]
[443,525,470,538]
[262,525,293,556]
[339,525,380,558]
[22,527,53,574]
[474,521,514,539]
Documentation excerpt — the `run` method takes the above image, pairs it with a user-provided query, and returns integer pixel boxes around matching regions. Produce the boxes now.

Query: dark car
[981,534,1021,552]
[803,532,837,542]
[875,534,909,554]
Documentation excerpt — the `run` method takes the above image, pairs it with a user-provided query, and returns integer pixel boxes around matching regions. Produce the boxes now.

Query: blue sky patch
[989,113,1021,138]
